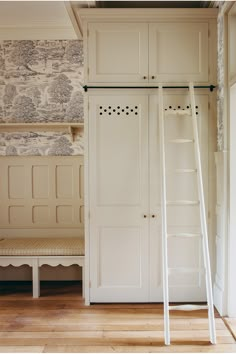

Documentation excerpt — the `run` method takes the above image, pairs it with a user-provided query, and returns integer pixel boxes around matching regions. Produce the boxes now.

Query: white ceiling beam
[65,1,83,39]
[0,1,79,40]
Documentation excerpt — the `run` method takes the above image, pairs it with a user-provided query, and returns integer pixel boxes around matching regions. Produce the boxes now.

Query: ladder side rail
[189,83,216,344]
[158,85,170,345]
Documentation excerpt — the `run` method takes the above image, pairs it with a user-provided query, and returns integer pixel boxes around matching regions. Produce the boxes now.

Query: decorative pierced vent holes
[164,105,199,115]
[99,105,139,117]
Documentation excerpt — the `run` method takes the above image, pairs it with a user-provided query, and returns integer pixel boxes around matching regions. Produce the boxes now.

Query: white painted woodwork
[0,1,80,39]
[0,255,84,298]
[80,8,217,305]
[0,123,83,141]
[228,11,236,85]
[88,90,210,303]
[213,1,236,318]
[169,304,208,311]
[226,4,236,316]
[151,91,209,302]
[0,156,85,282]
[228,83,236,316]
[88,94,149,302]
[189,83,216,344]
[149,93,162,302]
[213,151,228,315]
[87,23,148,83]
[158,85,170,345]
[78,8,218,24]
[86,20,212,84]
[0,156,84,231]
[149,23,209,83]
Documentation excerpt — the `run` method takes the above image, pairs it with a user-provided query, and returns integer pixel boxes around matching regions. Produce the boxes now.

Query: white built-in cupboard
[77,8,218,304]
[87,22,210,84]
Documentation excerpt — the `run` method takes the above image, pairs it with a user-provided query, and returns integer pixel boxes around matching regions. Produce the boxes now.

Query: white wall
[213,1,236,317]
[228,83,236,316]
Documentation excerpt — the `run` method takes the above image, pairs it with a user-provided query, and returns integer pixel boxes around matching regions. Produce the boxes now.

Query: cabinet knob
[151,214,156,218]
[143,214,147,218]
[143,76,147,80]
[151,76,155,79]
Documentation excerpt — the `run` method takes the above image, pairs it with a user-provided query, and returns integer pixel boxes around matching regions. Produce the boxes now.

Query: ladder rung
[164,109,192,116]
[173,169,197,173]
[166,169,197,175]
[168,267,204,274]
[167,233,202,238]
[168,139,194,143]
[167,200,199,206]
[169,304,208,311]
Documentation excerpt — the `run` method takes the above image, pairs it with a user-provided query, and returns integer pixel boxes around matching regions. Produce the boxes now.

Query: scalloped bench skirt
[0,238,85,298]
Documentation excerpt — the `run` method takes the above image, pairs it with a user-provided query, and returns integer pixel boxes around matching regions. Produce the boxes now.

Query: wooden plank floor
[0,281,235,353]
[224,317,236,339]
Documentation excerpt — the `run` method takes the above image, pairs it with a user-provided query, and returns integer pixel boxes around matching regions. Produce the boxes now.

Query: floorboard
[223,318,236,340]
[0,281,235,353]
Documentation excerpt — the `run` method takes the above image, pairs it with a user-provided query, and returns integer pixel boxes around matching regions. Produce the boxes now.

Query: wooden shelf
[0,123,84,141]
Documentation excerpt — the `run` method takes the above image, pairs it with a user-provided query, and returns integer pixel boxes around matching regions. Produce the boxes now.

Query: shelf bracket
[68,126,75,142]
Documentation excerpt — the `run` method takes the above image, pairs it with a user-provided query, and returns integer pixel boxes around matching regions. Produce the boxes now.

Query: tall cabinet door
[88,94,149,302]
[149,92,209,302]
[87,23,149,83]
[148,94,163,301]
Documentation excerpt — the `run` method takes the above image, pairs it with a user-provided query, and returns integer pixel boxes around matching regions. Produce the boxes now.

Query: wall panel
[0,156,84,232]
[0,155,84,281]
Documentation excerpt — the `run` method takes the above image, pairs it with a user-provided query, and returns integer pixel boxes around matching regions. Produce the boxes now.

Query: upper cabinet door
[87,23,149,83]
[149,22,209,83]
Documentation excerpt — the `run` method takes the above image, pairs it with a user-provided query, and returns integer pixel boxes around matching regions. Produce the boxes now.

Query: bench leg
[32,259,40,298]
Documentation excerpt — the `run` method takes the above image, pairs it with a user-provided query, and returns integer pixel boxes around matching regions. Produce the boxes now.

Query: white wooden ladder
[158,82,216,345]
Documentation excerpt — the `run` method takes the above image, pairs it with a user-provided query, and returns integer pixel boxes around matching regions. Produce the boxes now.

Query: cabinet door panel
[88,23,148,83]
[149,23,209,83]
[96,104,141,206]
[98,227,143,287]
[166,93,209,301]
[149,93,209,302]
[88,94,149,302]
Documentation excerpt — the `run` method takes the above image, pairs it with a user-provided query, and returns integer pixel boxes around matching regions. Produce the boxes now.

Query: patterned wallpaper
[217,1,232,151]
[0,40,84,156]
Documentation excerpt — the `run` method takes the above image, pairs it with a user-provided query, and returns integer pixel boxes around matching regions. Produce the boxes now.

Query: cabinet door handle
[143,214,147,218]
[143,76,147,80]
[151,76,155,79]
[151,214,156,218]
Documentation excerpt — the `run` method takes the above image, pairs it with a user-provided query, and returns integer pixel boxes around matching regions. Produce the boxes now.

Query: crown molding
[76,7,219,23]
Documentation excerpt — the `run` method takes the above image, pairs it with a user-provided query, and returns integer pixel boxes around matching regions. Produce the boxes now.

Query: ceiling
[0,1,80,40]
[0,1,219,41]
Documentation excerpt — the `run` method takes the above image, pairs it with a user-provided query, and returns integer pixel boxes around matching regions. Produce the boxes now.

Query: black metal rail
[83,85,216,92]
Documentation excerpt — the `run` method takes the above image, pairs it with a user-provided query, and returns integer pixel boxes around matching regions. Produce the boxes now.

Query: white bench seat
[0,237,85,298]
